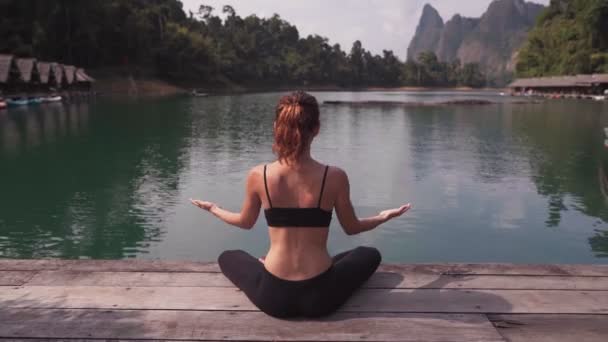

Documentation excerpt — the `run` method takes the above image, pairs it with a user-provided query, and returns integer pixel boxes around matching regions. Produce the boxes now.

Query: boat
[593,95,606,101]
[42,95,62,103]
[27,97,43,105]
[7,97,29,106]
[191,89,208,97]
[0,100,6,110]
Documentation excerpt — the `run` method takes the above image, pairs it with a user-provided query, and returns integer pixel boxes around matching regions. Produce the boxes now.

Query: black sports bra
[263,165,333,228]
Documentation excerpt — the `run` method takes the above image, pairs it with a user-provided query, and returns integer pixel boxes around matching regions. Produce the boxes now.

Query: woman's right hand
[379,204,412,222]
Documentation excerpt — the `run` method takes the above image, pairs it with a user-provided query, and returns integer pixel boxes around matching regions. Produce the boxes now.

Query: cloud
[180,0,550,59]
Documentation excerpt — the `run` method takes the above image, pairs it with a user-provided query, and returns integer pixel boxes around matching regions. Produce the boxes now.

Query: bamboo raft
[1,260,608,341]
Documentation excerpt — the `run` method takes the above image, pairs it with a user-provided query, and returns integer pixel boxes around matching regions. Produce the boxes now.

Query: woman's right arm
[334,168,411,236]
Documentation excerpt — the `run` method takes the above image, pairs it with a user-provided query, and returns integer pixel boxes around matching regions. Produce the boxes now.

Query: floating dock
[1,260,608,341]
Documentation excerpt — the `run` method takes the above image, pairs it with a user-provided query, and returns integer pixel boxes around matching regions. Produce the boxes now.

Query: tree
[0,0,487,88]
[517,0,608,76]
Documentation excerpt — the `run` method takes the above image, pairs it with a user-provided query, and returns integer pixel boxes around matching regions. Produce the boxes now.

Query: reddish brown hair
[273,91,320,164]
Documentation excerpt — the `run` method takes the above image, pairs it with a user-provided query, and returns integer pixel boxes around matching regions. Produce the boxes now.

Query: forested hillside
[0,0,486,88]
[516,0,608,77]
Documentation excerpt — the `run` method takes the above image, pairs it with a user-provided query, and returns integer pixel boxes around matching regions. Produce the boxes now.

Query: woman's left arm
[191,169,261,230]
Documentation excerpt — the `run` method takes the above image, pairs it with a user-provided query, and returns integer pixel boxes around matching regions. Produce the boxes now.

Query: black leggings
[218,246,381,318]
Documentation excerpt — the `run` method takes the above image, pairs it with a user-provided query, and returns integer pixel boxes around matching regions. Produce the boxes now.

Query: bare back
[259,160,336,280]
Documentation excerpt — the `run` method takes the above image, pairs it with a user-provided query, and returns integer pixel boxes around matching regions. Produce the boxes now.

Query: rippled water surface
[1,91,608,263]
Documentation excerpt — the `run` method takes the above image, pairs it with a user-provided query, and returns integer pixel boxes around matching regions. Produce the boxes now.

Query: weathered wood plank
[0,260,218,273]
[381,263,608,277]
[0,340,176,342]
[0,309,504,342]
[2,260,608,276]
[0,272,35,286]
[2,286,608,314]
[488,314,608,342]
[24,271,228,287]
[23,270,608,290]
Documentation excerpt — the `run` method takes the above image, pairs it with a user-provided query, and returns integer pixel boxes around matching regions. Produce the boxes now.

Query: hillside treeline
[517,0,608,77]
[0,0,486,87]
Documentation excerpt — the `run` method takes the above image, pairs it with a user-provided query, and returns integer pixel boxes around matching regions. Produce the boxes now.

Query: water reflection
[1,94,608,262]
[0,99,190,258]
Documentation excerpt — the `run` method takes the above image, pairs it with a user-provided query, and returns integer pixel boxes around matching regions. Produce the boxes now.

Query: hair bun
[273,92,320,164]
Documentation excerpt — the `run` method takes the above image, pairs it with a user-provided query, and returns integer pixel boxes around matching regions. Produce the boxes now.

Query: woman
[191,91,411,318]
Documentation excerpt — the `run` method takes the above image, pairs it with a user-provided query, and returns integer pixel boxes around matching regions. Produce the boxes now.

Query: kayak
[28,97,43,105]
[7,98,29,106]
[191,90,208,97]
[42,95,62,102]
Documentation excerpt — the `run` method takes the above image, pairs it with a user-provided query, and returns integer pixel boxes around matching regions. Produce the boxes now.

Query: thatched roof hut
[36,62,51,84]
[63,65,76,85]
[590,74,608,85]
[75,68,95,83]
[15,58,37,83]
[0,54,14,83]
[51,63,63,85]
[509,74,608,89]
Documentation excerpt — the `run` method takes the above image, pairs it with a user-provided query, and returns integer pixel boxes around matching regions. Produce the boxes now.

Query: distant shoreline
[91,76,499,97]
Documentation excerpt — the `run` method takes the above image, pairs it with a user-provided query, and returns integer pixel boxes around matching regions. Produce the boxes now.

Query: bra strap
[318,165,329,208]
[264,165,273,208]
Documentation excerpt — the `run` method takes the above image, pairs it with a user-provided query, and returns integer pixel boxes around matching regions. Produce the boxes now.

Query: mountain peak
[420,4,443,27]
[407,0,546,83]
[407,4,444,60]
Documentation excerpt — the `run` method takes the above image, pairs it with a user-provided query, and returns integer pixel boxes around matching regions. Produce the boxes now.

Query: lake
[1,91,608,264]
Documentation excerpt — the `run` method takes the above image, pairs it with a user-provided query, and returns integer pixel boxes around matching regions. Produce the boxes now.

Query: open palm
[379,204,411,222]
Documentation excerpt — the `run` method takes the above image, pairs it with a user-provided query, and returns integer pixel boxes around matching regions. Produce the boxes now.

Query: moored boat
[191,89,208,97]
[7,97,29,106]
[0,100,6,110]
[42,95,62,102]
[27,97,43,105]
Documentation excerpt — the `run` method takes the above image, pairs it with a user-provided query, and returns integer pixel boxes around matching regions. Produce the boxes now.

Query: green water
[1,92,608,263]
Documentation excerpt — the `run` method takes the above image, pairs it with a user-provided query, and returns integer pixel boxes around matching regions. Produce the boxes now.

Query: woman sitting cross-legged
[191,91,411,319]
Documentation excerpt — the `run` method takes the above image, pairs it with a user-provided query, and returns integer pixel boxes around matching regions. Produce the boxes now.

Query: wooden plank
[25,271,228,287]
[23,271,608,290]
[2,286,608,314]
[2,260,608,276]
[488,314,608,342]
[0,309,504,341]
[367,273,608,291]
[381,263,608,277]
[345,289,608,314]
[0,260,218,273]
[0,272,35,286]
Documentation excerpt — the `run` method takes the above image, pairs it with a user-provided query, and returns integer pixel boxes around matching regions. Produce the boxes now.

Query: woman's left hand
[190,199,216,212]
[379,203,411,222]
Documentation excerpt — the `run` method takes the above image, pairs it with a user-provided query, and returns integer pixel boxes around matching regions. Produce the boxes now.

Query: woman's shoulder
[326,164,346,176]
[248,162,279,178]
[325,165,348,185]
[248,164,267,177]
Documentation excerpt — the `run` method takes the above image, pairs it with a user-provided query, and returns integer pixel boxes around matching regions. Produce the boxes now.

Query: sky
[180,0,550,59]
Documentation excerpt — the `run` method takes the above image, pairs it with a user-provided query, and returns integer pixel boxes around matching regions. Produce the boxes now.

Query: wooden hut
[36,62,52,86]
[50,63,64,88]
[0,54,15,93]
[75,68,95,91]
[62,65,76,87]
[590,74,608,94]
[15,58,38,83]
[509,74,608,96]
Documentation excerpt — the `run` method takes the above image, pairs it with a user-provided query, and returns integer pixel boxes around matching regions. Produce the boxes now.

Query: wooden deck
[1,260,608,341]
